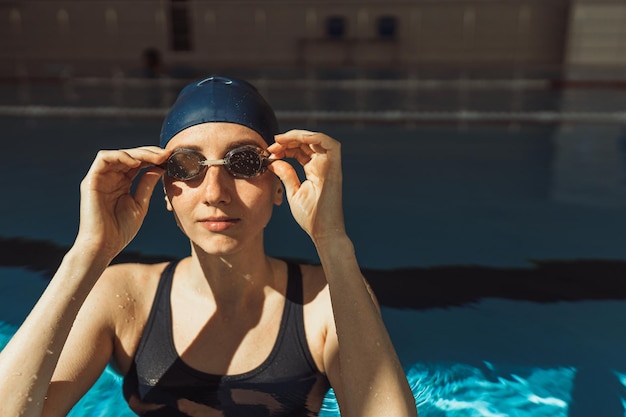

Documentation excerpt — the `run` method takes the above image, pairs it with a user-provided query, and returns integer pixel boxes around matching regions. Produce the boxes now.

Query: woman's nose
[201,165,231,206]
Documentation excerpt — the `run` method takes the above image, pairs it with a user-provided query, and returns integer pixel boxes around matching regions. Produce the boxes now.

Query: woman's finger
[274,130,338,156]
[268,160,301,199]
[133,167,165,212]
[93,147,168,171]
[277,147,312,166]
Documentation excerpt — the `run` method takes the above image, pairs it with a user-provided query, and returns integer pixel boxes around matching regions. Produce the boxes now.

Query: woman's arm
[0,147,168,417]
[268,131,417,417]
[315,236,417,417]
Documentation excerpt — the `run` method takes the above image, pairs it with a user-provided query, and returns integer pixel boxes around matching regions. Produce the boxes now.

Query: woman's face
[163,122,283,256]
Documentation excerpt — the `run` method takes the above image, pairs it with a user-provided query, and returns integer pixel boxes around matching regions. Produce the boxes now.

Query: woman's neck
[184,244,282,309]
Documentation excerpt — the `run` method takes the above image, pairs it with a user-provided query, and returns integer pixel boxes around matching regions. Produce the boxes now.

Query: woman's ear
[164,187,173,212]
[273,180,284,206]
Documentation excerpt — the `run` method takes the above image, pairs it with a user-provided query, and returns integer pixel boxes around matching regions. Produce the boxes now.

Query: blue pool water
[2,79,626,415]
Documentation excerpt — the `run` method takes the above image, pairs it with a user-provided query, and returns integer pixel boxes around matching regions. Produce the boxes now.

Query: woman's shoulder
[102,259,169,282]
[90,260,180,349]
[90,260,177,307]
[75,260,180,375]
[103,260,173,281]
[295,262,331,306]
[297,262,325,282]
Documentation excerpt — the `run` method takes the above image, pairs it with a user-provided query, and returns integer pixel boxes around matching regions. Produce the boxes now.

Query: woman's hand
[267,130,345,243]
[76,146,169,260]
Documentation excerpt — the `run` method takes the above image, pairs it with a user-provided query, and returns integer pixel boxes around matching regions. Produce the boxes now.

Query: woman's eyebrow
[227,139,265,150]
[173,145,202,151]
[172,139,263,154]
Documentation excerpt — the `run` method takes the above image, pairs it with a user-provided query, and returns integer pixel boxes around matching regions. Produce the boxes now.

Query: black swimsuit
[122,261,331,417]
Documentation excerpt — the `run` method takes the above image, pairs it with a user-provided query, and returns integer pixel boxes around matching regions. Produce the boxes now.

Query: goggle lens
[165,145,271,181]
[167,151,205,180]
[225,147,264,178]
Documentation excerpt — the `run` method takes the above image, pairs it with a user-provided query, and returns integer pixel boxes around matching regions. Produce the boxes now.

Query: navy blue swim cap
[160,76,279,147]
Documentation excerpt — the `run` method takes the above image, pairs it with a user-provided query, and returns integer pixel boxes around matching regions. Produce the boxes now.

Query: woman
[0,76,417,416]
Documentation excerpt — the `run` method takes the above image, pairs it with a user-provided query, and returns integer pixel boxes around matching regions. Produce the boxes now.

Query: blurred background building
[1,0,625,82]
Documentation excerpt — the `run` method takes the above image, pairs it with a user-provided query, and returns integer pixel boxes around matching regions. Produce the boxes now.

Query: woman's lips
[200,217,240,232]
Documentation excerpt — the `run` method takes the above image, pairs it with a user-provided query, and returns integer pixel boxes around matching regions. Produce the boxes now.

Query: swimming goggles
[163,145,273,180]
